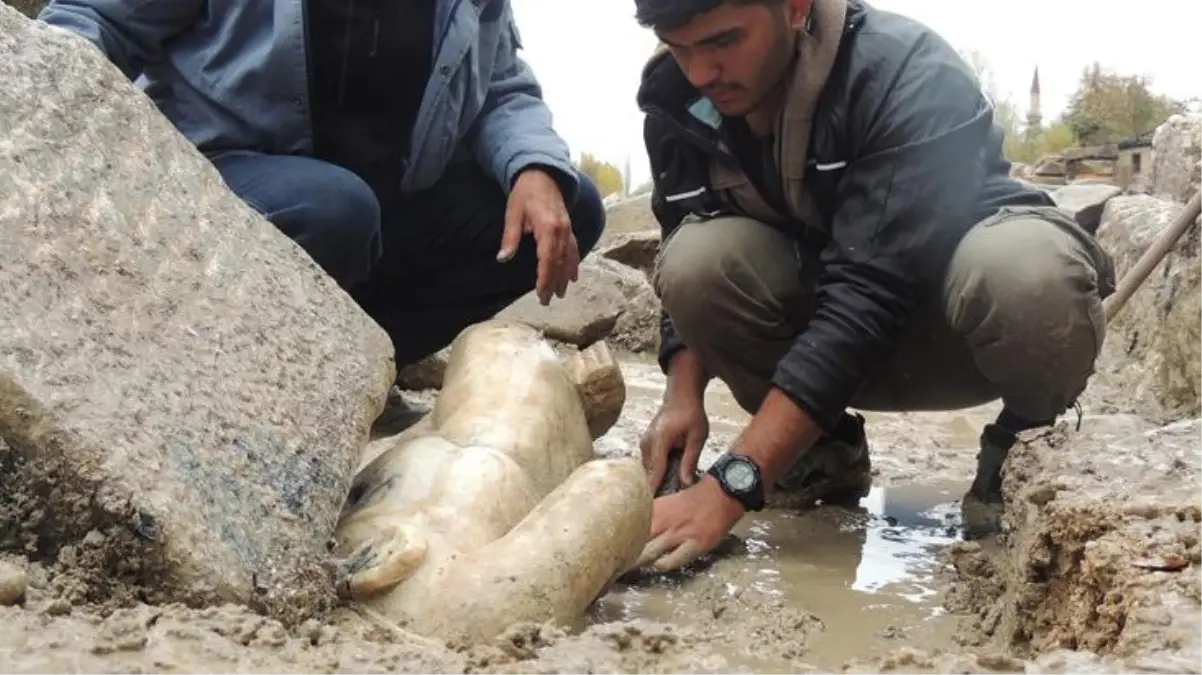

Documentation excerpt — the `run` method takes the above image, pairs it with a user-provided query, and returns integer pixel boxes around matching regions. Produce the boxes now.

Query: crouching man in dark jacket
[634,0,1116,571]
[38,0,604,368]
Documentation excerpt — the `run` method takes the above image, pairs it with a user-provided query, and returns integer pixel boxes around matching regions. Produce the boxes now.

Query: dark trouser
[210,151,606,367]
[652,207,1117,425]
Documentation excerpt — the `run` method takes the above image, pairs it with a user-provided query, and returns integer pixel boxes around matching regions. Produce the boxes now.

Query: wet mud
[0,356,1197,673]
[591,481,971,671]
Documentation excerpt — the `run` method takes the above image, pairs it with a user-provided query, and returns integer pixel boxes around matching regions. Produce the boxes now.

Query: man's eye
[707,35,739,49]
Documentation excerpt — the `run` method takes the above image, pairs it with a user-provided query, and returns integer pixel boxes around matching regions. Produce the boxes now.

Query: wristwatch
[706,453,766,512]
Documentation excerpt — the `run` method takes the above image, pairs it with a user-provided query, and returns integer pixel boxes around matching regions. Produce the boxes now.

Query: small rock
[599,229,660,278]
[1050,183,1121,234]
[497,259,629,346]
[0,560,27,606]
[43,597,72,616]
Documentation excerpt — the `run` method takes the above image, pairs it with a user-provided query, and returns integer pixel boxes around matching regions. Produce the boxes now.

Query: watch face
[723,460,757,492]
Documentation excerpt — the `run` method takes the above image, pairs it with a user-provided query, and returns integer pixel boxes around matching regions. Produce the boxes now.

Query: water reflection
[850,483,964,602]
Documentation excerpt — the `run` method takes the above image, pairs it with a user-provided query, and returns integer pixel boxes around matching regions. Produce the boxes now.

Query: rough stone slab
[949,420,1201,668]
[1152,113,1201,204]
[597,193,656,249]
[1050,183,1122,234]
[0,7,395,624]
[1094,195,1201,416]
[599,229,660,279]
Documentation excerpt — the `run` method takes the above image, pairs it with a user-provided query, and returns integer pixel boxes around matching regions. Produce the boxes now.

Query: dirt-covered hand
[636,475,744,572]
[639,398,709,495]
[497,168,579,306]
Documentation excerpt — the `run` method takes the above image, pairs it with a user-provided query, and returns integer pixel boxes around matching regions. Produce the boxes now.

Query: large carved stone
[1152,113,1201,204]
[0,6,395,623]
[1094,195,1201,417]
[333,320,652,645]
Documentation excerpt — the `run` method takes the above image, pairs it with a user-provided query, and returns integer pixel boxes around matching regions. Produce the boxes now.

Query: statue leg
[410,457,652,644]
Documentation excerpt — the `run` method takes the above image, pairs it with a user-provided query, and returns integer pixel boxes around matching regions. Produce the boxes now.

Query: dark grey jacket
[638,0,1054,431]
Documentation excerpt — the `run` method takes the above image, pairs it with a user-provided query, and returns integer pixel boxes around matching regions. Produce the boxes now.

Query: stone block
[968,422,1201,664]
[1152,113,1201,204]
[0,7,395,624]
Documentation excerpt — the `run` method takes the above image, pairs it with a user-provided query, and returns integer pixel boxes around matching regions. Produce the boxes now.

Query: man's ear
[786,0,814,29]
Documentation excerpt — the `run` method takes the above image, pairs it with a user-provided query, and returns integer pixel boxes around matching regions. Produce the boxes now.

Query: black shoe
[768,412,873,510]
[960,423,1018,539]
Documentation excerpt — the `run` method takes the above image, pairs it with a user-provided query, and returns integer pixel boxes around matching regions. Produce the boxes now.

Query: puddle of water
[591,481,969,671]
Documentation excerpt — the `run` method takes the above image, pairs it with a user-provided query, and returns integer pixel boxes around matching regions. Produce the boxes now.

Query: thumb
[497,197,523,262]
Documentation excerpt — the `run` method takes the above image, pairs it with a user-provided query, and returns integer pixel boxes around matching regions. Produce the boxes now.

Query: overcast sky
[510,0,1201,188]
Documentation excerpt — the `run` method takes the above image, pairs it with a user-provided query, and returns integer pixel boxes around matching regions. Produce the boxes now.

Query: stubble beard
[742,19,801,133]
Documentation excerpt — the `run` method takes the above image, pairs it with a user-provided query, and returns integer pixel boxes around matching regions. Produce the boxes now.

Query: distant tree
[576,152,624,198]
[1062,63,1185,145]
[1019,121,1078,164]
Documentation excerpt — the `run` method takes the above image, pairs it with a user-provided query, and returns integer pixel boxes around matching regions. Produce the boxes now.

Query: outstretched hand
[497,168,579,305]
[636,475,744,573]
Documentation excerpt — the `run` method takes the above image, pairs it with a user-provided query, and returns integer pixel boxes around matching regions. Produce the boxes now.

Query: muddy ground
[1,343,1197,673]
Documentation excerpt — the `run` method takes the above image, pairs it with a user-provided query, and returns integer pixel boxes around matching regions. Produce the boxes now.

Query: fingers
[636,534,705,574]
[567,233,580,283]
[652,539,704,573]
[503,190,575,304]
[555,233,579,299]
[541,215,573,305]
[534,221,557,305]
[497,197,524,263]
[636,533,674,569]
[680,434,704,488]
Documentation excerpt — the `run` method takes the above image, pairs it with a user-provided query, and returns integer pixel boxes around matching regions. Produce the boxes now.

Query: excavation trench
[583,358,995,672]
[0,357,1195,674]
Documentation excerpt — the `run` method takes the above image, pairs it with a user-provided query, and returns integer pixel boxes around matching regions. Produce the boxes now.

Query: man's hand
[641,349,712,493]
[636,475,745,572]
[636,387,828,573]
[497,167,579,305]
[640,398,709,494]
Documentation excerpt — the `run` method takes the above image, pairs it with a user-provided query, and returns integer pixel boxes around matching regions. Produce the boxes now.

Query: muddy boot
[768,412,873,510]
[960,423,1017,540]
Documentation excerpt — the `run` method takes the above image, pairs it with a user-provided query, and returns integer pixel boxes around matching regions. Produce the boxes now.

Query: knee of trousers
[653,217,805,349]
[281,170,383,288]
[946,213,1110,417]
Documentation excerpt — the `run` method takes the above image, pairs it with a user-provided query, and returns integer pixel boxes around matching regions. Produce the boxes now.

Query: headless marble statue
[332,320,652,645]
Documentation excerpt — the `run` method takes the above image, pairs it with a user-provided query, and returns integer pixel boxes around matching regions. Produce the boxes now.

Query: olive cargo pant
[652,206,1117,424]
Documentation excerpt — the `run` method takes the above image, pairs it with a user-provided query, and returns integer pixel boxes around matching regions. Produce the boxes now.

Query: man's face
[656,0,807,117]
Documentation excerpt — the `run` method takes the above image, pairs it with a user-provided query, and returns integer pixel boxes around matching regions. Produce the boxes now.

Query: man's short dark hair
[634,0,784,33]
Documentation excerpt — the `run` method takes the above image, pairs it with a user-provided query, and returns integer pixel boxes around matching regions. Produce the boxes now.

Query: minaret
[1026,66,1043,136]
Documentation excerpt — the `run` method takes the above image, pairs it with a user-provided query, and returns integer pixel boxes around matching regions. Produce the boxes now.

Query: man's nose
[681,53,721,89]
